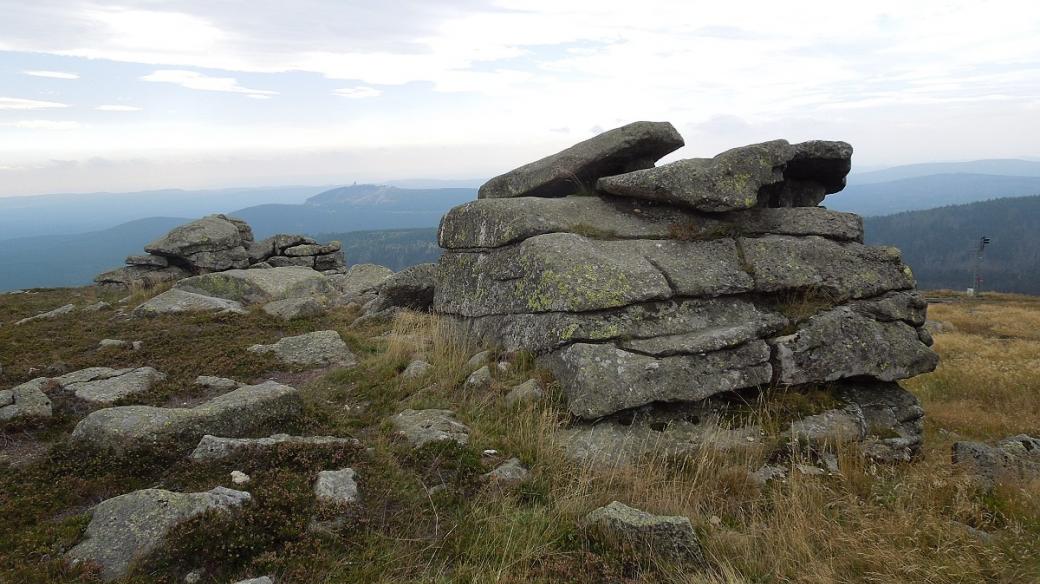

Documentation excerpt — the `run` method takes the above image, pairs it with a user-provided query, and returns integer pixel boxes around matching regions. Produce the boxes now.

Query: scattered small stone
[0,378,52,422]
[184,568,204,583]
[465,350,490,370]
[483,458,531,486]
[796,464,827,476]
[232,577,274,584]
[248,330,357,369]
[401,360,434,380]
[231,470,251,484]
[820,452,840,474]
[98,339,132,350]
[194,375,241,392]
[261,297,326,321]
[464,365,492,390]
[748,464,787,487]
[314,468,360,505]
[482,449,499,457]
[390,409,470,448]
[16,303,75,325]
[84,301,112,312]
[505,379,543,407]
[132,341,144,351]
[496,361,510,373]
[582,501,706,568]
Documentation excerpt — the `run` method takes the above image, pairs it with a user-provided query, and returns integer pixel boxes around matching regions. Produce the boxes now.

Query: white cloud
[2,120,81,130]
[23,70,80,79]
[95,105,143,111]
[0,97,69,110]
[333,86,382,99]
[140,69,278,98]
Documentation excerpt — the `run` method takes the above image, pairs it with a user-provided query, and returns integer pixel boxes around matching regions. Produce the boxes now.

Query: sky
[1,0,1039,197]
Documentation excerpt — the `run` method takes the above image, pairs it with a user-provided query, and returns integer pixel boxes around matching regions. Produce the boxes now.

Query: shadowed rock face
[440,122,937,453]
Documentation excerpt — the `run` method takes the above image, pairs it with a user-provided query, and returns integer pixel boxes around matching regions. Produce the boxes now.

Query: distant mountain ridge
[849,159,1040,184]
[864,195,1040,294]
[829,173,1040,217]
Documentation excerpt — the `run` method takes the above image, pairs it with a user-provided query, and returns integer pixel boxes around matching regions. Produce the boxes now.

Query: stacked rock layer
[435,121,939,460]
[96,214,345,289]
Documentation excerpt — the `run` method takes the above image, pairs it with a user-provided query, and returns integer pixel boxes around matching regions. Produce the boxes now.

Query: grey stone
[0,378,53,422]
[749,465,787,487]
[262,297,326,320]
[132,289,247,317]
[329,264,394,302]
[438,196,863,251]
[314,468,360,505]
[248,330,357,368]
[83,301,112,312]
[740,236,916,301]
[314,252,346,271]
[267,255,314,268]
[57,366,166,404]
[402,360,433,380]
[225,215,254,243]
[249,261,274,269]
[232,577,273,584]
[194,375,240,391]
[268,234,317,254]
[247,239,275,263]
[15,303,75,325]
[849,290,928,326]
[284,243,323,257]
[98,339,132,350]
[190,433,358,461]
[231,470,250,484]
[549,341,772,419]
[483,457,530,485]
[175,267,336,306]
[65,487,250,581]
[505,379,543,407]
[770,306,939,385]
[125,254,169,267]
[465,350,490,370]
[94,265,190,290]
[390,409,470,448]
[70,381,301,455]
[366,263,437,312]
[582,501,705,567]
[464,365,492,390]
[182,247,250,271]
[835,380,925,462]
[924,320,956,335]
[479,121,684,199]
[952,435,1040,488]
[787,406,867,444]
[145,215,243,258]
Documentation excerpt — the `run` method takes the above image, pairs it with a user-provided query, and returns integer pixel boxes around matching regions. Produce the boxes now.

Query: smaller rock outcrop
[582,501,706,568]
[952,434,1040,487]
[66,487,251,581]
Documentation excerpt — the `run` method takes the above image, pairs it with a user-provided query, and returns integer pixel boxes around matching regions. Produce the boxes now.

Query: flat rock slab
[176,266,336,306]
[262,297,326,320]
[70,381,301,455]
[770,306,938,385]
[549,341,773,420]
[132,289,246,317]
[194,375,240,391]
[55,366,166,404]
[314,467,360,505]
[66,487,250,582]
[248,330,357,368]
[145,214,246,257]
[190,433,358,460]
[15,303,75,325]
[328,263,394,302]
[479,121,683,199]
[0,378,53,422]
[582,501,706,567]
[390,409,470,448]
[439,196,863,250]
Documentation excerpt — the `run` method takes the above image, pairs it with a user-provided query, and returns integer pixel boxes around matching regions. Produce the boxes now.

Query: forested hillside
[864,195,1040,294]
[314,228,440,271]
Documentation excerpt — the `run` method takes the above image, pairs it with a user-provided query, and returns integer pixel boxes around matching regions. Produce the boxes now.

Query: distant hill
[230,184,476,238]
[0,217,187,291]
[0,186,325,240]
[849,159,1040,184]
[829,173,1040,217]
[315,228,441,271]
[864,195,1040,294]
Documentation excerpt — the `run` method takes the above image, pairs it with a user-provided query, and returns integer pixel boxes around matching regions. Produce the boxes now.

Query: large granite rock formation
[435,122,939,462]
[96,214,345,290]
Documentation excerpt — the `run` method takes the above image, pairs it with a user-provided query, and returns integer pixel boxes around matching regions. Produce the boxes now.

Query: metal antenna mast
[971,235,991,294]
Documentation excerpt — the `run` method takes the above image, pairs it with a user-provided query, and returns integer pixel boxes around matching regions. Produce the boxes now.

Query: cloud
[23,70,80,79]
[2,120,81,130]
[0,97,69,110]
[140,69,278,98]
[333,86,382,99]
[95,105,143,111]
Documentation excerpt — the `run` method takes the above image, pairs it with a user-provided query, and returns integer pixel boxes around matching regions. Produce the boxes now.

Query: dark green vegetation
[315,228,440,271]
[864,195,1040,294]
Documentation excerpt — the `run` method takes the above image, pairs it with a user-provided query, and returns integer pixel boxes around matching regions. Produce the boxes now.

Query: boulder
[132,289,247,317]
[505,379,543,407]
[70,381,301,455]
[268,256,314,268]
[329,264,394,302]
[190,433,358,461]
[582,501,706,567]
[390,409,470,448]
[464,365,492,391]
[66,487,250,581]
[247,330,357,368]
[55,366,166,404]
[369,263,437,312]
[144,214,244,259]
[15,303,75,325]
[175,267,336,306]
[268,234,317,254]
[482,457,530,486]
[952,435,1040,488]
[262,297,326,321]
[314,468,360,505]
[479,121,684,199]
[125,254,168,268]
[550,341,773,420]
[787,405,867,444]
[401,360,433,380]
[835,380,925,462]
[0,378,52,422]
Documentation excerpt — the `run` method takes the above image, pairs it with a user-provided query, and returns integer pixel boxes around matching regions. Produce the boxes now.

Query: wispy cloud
[333,86,382,99]
[2,120,81,130]
[0,97,69,110]
[23,70,80,80]
[95,104,143,111]
[140,69,277,98]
